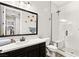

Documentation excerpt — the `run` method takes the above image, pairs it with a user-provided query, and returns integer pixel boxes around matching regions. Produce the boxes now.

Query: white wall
[0,1,51,41]
[31,1,51,38]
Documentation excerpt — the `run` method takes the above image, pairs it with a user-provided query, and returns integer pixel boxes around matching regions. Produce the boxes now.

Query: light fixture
[27,2,31,8]
[27,2,30,5]
[23,1,31,8]
[60,19,67,23]
[60,19,72,24]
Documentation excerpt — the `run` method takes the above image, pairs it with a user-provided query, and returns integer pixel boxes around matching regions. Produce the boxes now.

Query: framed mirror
[0,2,38,37]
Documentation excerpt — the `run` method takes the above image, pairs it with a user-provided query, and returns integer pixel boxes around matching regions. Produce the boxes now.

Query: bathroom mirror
[0,2,38,37]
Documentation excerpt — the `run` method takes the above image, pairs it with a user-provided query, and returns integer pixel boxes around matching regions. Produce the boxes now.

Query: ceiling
[52,1,71,8]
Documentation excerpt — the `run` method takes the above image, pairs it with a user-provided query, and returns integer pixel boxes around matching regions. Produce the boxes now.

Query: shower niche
[0,2,38,37]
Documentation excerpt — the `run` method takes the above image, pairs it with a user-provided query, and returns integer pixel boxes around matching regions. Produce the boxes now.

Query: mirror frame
[0,2,38,37]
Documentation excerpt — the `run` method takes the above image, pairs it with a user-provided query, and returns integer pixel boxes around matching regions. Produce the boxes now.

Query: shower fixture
[56,10,61,16]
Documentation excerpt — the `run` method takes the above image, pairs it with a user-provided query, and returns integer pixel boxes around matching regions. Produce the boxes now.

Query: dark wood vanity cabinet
[0,42,46,57]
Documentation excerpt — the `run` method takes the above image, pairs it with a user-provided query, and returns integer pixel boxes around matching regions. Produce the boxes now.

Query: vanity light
[27,2,31,8]
[23,1,31,8]
[27,2,31,6]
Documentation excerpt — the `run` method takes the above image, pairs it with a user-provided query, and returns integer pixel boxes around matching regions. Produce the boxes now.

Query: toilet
[46,45,58,57]
[46,38,69,57]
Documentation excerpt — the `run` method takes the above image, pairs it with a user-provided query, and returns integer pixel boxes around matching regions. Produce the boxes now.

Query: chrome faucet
[20,37,25,42]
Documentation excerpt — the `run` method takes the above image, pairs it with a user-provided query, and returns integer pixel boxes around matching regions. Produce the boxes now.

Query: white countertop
[0,38,49,53]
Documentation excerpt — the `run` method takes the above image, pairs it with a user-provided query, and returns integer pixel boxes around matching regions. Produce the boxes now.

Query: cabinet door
[27,42,46,57]
[4,47,28,57]
[0,53,8,57]
[27,47,39,57]
[39,43,46,57]
[26,44,40,57]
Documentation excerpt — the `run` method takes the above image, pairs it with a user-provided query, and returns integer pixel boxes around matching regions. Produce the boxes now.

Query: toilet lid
[47,45,57,50]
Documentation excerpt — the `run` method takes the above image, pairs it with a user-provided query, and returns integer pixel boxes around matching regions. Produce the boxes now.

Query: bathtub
[53,40,79,57]
[60,48,79,57]
[47,45,78,57]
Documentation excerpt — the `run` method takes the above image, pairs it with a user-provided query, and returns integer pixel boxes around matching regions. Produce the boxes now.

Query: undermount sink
[0,38,28,47]
[0,38,12,46]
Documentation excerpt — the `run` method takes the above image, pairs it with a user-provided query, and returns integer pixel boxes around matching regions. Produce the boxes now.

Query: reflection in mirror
[5,7,20,35]
[21,11,36,34]
[0,2,38,37]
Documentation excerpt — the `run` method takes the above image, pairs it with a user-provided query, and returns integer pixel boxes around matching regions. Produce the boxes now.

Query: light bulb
[27,2,31,9]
